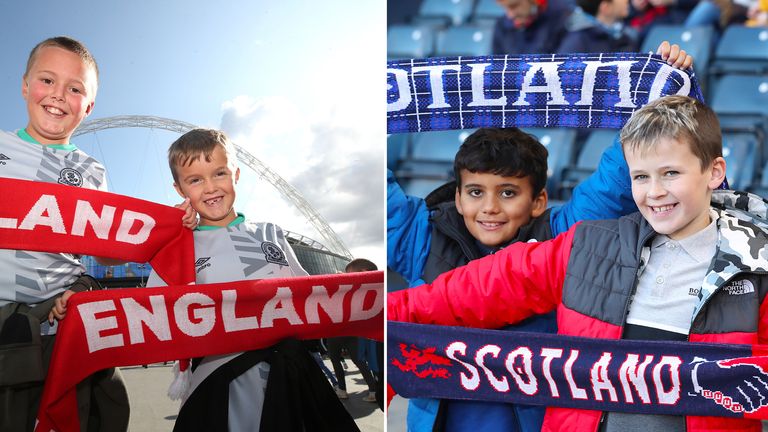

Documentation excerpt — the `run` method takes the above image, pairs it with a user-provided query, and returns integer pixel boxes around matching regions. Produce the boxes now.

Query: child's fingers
[656,41,671,59]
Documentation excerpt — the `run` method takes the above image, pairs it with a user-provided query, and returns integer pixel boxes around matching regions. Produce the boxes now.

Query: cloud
[219,95,384,264]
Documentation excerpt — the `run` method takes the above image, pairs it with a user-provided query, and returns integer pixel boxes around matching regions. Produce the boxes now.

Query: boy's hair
[453,127,548,197]
[620,95,722,170]
[25,36,99,85]
[578,0,604,16]
[345,258,378,272]
[168,128,236,182]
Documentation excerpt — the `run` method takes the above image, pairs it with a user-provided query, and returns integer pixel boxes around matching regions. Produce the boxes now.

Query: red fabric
[387,224,576,327]
[35,271,383,432]
[0,177,194,286]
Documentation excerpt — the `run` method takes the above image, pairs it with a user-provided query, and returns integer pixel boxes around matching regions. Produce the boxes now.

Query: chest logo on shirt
[723,280,755,296]
[195,257,211,273]
[58,168,83,187]
[262,241,288,266]
[0,153,9,165]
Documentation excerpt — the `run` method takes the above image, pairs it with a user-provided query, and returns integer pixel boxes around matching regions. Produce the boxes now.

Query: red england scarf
[0,177,195,285]
[35,272,383,432]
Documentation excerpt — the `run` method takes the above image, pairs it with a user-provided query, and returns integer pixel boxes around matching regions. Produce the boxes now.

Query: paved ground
[122,359,383,431]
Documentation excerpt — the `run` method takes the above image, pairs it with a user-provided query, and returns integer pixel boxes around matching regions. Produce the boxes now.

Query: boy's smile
[174,145,240,227]
[455,170,547,248]
[626,137,725,240]
[22,46,96,145]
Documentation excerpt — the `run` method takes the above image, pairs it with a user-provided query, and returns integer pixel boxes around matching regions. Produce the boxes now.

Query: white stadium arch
[74,115,352,259]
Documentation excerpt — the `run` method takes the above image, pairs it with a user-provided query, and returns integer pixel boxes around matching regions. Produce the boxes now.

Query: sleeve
[387,224,578,329]
[549,135,636,236]
[276,225,309,277]
[387,169,431,285]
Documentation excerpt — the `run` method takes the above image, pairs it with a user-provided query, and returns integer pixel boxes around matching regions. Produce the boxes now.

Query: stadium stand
[559,129,618,199]
[640,25,715,95]
[413,0,476,29]
[471,0,503,28]
[722,132,759,191]
[523,127,578,199]
[710,25,768,79]
[435,24,493,56]
[388,24,435,59]
[388,133,411,171]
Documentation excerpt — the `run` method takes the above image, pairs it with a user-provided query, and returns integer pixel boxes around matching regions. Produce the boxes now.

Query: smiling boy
[389,95,768,432]
[146,128,359,431]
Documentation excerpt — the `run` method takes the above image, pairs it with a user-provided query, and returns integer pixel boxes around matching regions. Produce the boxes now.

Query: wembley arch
[74,115,352,260]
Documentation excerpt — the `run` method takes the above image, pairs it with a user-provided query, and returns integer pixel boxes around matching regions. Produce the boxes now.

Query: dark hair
[25,36,99,84]
[453,127,548,197]
[577,0,604,16]
[168,128,236,182]
[345,258,378,272]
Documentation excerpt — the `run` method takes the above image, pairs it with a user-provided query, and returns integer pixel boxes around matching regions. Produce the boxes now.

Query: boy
[0,36,130,431]
[389,95,768,431]
[389,43,693,432]
[146,129,358,431]
[557,0,637,54]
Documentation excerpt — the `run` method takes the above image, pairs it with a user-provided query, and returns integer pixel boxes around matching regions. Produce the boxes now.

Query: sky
[0,1,386,269]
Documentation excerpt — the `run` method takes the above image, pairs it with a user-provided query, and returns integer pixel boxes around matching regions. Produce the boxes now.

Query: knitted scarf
[387,53,703,134]
[389,322,768,419]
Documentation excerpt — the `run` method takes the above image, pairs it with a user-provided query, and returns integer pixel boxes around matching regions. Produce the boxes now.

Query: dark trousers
[326,337,377,392]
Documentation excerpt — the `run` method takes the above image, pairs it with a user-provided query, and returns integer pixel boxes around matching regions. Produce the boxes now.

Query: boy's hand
[656,41,693,70]
[176,198,198,230]
[48,289,75,324]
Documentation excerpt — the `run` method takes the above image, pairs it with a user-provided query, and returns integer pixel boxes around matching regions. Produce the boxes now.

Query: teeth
[653,204,674,212]
[480,222,503,227]
[205,197,221,205]
[45,106,64,115]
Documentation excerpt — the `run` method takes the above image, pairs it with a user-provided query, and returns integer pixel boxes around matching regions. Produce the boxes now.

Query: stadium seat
[640,25,714,93]
[722,132,758,191]
[710,25,768,78]
[559,129,618,199]
[749,161,768,197]
[710,75,768,165]
[472,0,503,27]
[435,24,493,57]
[523,127,577,199]
[388,133,410,171]
[413,0,476,29]
[396,129,474,189]
[388,24,435,60]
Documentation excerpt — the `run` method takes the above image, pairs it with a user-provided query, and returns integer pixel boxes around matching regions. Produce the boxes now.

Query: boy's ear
[84,101,95,117]
[21,79,29,100]
[531,189,548,218]
[173,182,186,199]
[454,188,464,215]
[235,167,241,184]
[708,156,727,189]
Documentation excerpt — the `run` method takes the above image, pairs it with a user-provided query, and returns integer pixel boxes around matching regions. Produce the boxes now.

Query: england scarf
[387,53,704,134]
[389,322,768,420]
[36,272,383,432]
[0,177,194,286]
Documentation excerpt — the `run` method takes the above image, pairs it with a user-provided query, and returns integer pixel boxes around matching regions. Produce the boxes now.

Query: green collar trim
[196,212,245,231]
[17,129,77,151]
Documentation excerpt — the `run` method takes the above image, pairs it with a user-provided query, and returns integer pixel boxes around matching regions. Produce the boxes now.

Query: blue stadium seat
[710,75,768,118]
[402,178,451,198]
[640,25,714,93]
[435,24,493,57]
[710,25,768,78]
[523,127,577,199]
[414,0,476,29]
[749,161,768,197]
[396,129,473,193]
[472,0,503,27]
[559,129,618,199]
[388,133,410,171]
[722,132,758,191]
[388,24,435,60]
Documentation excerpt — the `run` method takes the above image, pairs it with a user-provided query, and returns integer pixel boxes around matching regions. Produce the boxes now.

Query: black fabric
[174,339,360,432]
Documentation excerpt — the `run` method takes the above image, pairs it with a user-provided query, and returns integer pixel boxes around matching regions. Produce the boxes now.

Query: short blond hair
[620,95,722,170]
[168,129,236,182]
